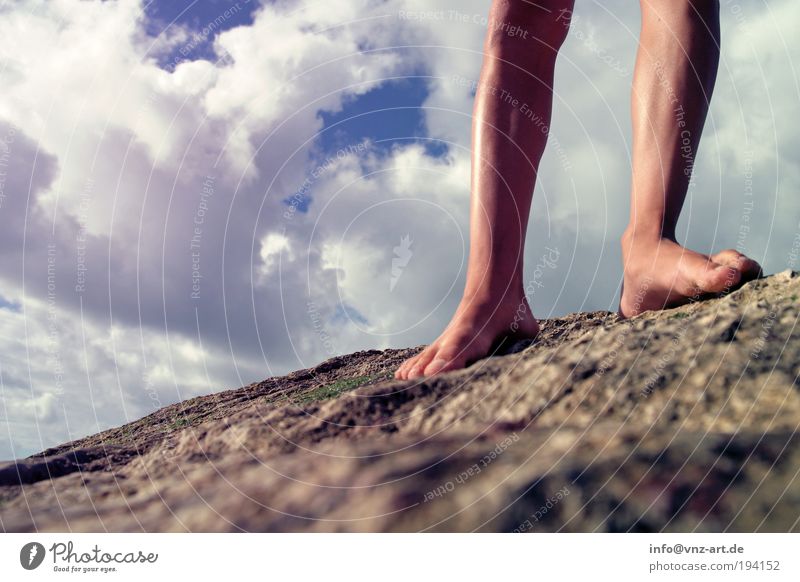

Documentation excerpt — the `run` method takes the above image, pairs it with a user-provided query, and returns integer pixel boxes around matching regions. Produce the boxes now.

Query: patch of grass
[168,414,196,430]
[670,312,690,320]
[169,418,189,429]
[294,373,388,405]
[101,425,134,446]
[263,392,290,406]
[790,294,797,302]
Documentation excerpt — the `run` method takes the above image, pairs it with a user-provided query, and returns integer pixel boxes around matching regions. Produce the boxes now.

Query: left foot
[394,290,539,380]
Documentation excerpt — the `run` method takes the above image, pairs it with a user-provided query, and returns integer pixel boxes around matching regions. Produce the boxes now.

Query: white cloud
[259,231,293,277]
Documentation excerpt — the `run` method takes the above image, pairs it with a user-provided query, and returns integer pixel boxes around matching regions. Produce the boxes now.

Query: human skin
[395,0,761,381]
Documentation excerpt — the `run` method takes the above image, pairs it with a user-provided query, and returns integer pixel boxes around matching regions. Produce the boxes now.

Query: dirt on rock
[1,271,799,532]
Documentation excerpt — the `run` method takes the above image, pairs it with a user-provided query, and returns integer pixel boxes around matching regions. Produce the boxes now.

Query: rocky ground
[1,271,799,532]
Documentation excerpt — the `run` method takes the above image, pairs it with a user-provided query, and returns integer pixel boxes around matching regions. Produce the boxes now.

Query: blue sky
[144,0,260,60]
[0,0,798,459]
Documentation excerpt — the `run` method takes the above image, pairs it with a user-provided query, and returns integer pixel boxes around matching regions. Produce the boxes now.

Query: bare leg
[620,0,761,317]
[396,0,574,379]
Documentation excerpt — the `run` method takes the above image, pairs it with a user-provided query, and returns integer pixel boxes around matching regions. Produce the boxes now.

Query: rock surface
[1,271,799,532]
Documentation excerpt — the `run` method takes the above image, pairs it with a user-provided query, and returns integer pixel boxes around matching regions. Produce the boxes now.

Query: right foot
[394,292,540,380]
[619,229,762,318]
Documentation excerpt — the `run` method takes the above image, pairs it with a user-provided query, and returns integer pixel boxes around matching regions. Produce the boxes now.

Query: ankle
[621,224,677,250]
[462,280,526,309]
[620,227,668,281]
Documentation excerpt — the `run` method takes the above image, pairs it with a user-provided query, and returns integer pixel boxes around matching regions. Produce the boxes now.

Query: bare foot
[395,292,540,380]
[619,229,762,318]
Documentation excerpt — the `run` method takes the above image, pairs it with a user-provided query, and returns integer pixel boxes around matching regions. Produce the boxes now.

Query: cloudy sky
[0,0,797,459]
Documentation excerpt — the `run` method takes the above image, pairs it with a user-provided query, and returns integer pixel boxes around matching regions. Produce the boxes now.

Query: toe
[700,262,741,294]
[741,258,763,281]
[423,355,467,376]
[423,357,449,376]
[712,249,762,281]
[422,341,480,377]
[409,347,439,379]
[676,249,739,295]
[396,353,421,380]
[394,360,408,380]
[404,354,426,379]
